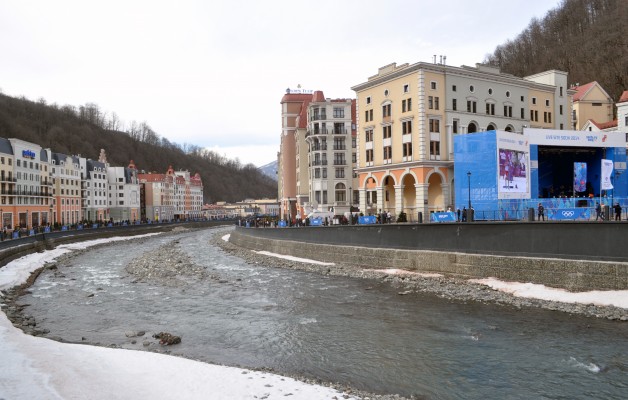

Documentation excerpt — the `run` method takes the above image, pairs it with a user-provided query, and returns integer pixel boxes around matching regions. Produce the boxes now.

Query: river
[18,227,628,399]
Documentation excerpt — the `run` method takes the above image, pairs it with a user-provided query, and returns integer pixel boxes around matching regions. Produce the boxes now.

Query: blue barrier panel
[44,226,51,233]
[549,208,590,221]
[29,229,35,236]
[62,226,68,231]
[310,218,323,226]
[431,212,457,223]
[278,220,287,227]
[358,216,377,225]
[77,224,84,230]
[108,223,114,227]
[93,224,99,229]
[245,221,250,228]
[12,231,18,239]
[122,222,128,226]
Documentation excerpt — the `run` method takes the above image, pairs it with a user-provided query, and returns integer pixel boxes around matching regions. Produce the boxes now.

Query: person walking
[462,207,467,222]
[537,203,545,221]
[595,202,603,221]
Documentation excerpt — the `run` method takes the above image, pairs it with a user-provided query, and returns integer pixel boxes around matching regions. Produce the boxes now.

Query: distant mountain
[0,93,277,203]
[258,160,278,181]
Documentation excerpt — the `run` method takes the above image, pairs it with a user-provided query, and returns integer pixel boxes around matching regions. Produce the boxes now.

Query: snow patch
[252,250,335,266]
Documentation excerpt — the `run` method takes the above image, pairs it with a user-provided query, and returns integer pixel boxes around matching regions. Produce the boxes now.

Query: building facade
[80,156,109,223]
[51,153,82,225]
[351,61,573,220]
[571,81,614,130]
[107,161,140,222]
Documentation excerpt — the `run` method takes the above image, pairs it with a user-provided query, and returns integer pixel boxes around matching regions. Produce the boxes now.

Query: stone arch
[486,122,496,131]
[467,121,478,133]
[401,173,417,221]
[382,175,397,213]
[362,174,379,188]
[505,124,515,132]
[426,170,446,212]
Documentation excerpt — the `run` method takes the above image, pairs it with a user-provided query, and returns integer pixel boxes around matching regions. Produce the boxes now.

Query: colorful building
[351,61,573,220]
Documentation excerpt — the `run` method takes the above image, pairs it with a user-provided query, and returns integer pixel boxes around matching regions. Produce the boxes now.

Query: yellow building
[571,81,614,130]
[351,61,572,220]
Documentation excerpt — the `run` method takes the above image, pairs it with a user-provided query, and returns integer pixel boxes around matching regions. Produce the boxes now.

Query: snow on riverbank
[470,278,628,309]
[0,234,358,400]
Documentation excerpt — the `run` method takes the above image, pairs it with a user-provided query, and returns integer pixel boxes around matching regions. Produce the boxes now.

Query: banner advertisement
[573,162,587,192]
[310,218,323,226]
[496,131,531,200]
[358,215,377,225]
[548,208,591,221]
[430,212,457,223]
[601,159,614,190]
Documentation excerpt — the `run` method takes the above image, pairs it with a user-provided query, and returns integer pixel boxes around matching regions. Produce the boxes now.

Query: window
[402,142,412,157]
[488,88,493,95]
[322,168,327,178]
[333,107,344,118]
[335,185,346,202]
[383,125,391,138]
[435,97,439,110]
[428,96,433,109]
[452,85,457,92]
[364,109,373,122]
[521,96,525,102]
[469,85,474,92]
[545,99,550,107]
[560,86,563,96]
[592,102,602,106]
[521,108,525,119]
[430,141,440,157]
[383,146,392,160]
[532,97,537,105]
[366,149,374,162]
[403,84,409,93]
[17,160,20,167]
[430,81,437,90]
[365,129,373,142]
[530,110,539,122]
[429,118,440,133]
[322,191,328,204]
[506,91,511,98]
[485,103,495,115]
[453,119,459,134]
[504,105,512,117]
[559,105,563,115]
[560,123,564,130]
[382,104,391,118]
[402,120,412,135]
[452,99,457,111]
[366,96,371,104]
[467,100,477,113]
[402,98,412,112]
[335,168,345,179]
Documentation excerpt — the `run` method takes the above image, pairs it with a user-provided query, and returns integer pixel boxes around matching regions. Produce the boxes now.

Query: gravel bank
[214,231,628,322]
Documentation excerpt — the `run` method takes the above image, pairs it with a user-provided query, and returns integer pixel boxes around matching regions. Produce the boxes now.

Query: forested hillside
[485,0,627,103]
[0,93,277,203]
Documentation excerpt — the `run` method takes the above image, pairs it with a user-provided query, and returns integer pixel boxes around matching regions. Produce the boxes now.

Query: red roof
[619,90,628,103]
[589,119,618,130]
[312,90,325,102]
[572,82,596,102]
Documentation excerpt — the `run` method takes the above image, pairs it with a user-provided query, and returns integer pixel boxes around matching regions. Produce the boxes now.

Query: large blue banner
[574,162,587,192]
[430,212,457,223]
[278,220,287,227]
[358,215,377,225]
[548,208,591,221]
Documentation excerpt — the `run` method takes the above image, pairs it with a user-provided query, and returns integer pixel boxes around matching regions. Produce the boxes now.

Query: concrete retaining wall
[231,228,628,291]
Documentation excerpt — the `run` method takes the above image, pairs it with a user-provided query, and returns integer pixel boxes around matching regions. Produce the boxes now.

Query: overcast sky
[0,0,561,167]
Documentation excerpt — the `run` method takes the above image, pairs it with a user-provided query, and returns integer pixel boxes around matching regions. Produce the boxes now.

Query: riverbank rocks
[153,332,181,345]
[212,231,628,321]
[125,240,207,287]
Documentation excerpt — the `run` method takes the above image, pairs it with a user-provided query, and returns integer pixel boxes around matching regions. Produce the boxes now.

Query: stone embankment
[214,232,628,321]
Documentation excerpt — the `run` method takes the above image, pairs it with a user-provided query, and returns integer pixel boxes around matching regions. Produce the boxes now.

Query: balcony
[333,160,347,166]
[310,113,327,121]
[0,176,16,183]
[311,160,328,166]
[332,128,347,135]
[333,145,346,150]
[311,145,328,151]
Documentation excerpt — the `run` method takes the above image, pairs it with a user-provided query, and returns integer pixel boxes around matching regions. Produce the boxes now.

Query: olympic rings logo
[561,211,575,217]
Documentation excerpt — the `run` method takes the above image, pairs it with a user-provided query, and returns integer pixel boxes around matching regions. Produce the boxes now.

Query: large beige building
[571,81,614,130]
[351,61,573,220]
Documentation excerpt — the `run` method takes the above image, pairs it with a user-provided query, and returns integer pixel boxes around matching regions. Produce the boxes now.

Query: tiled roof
[619,90,628,103]
[312,90,325,102]
[572,81,596,102]
[0,138,14,155]
[280,93,312,103]
[593,119,618,129]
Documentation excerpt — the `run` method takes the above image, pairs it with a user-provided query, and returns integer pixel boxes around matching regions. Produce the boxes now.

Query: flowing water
[19,227,628,399]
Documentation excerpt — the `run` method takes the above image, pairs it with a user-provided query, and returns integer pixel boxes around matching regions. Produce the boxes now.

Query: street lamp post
[467,171,472,210]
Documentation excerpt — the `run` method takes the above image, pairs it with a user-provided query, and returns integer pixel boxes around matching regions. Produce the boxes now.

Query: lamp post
[467,171,472,210]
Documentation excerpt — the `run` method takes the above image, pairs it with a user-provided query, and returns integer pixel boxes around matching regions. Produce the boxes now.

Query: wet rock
[153,332,181,345]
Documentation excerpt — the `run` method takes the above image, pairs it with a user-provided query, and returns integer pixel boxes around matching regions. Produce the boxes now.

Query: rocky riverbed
[213,232,628,322]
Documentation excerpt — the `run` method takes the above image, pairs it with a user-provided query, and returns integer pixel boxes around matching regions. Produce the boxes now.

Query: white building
[107,161,140,222]
[79,153,109,223]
